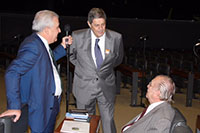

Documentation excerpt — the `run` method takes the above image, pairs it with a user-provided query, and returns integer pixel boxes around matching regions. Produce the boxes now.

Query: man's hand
[61,35,73,48]
[0,110,21,122]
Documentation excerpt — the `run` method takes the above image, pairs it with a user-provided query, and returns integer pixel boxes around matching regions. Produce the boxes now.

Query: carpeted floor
[0,69,199,132]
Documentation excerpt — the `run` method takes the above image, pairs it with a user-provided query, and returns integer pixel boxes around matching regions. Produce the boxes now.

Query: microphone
[64,24,71,44]
[140,35,148,40]
[64,24,70,36]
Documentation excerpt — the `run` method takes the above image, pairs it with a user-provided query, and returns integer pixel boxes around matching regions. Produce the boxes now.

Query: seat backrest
[170,107,193,133]
[0,122,4,133]
[135,58,147,70]
[157,57,168,64]
[197,115,200,133]
[181,60,194,72]
[171,58,182,70]
[146,61,158,78]
[157,63,170,75]
[0,116,12,133]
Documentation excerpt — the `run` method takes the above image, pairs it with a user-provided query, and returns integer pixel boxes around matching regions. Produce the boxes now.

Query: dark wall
[106,18,200,50]
[0,13,33,48]
[1,13,200,51]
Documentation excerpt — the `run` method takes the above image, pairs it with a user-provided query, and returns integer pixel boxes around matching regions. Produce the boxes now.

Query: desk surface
[54,115,100,133]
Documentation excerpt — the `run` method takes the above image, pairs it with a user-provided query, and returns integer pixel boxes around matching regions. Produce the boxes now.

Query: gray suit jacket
[70,28,124,104]
[122,102,175,133]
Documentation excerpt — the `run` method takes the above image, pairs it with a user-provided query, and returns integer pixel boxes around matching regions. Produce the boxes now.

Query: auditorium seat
[0,116,12,133]
[0,122,4,133]
[157,63,170,75]
[196,115,200,133]
[157,57,168,64]
[145,61,158,81]
[170,107,192,133]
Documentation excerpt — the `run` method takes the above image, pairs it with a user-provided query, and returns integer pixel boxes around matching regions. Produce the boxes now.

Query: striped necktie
[94,38,103,70]
[121,107,148,132]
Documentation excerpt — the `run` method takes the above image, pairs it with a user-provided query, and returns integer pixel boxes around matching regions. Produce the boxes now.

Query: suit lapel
[99,30,114,70]
[34,33,52,66]
[82,29,96,69]
[82,29,114,70]
[104,30,114,58]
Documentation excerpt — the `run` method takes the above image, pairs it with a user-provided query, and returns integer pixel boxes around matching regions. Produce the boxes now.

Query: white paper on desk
[60,120,90,133]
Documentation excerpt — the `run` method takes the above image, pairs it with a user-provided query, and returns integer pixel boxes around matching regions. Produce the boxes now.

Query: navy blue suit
[5,33,66,132]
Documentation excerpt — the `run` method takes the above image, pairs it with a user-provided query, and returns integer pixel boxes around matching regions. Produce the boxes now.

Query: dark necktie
[121,107,148,133]
[137,107,148,120]
[49,48,62,95]
[94,38,103,70]
[49,48,58,70]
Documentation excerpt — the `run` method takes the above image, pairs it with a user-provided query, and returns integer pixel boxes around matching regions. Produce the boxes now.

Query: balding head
[146,75,176,104]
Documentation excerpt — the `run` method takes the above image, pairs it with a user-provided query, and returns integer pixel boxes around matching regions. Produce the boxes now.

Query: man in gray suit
[122,75,176,133]
[70,8,124,133]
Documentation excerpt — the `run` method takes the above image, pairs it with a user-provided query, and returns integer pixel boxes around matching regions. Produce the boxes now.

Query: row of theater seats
[124,48,200,98]
[1,43,200,96]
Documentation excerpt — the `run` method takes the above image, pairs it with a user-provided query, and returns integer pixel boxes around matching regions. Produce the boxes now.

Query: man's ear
[157,89,162,100]
[87,21,91,28]
[43,27,49,34]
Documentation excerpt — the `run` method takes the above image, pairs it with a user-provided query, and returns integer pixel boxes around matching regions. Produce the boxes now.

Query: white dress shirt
[91,30,105,68]
[37,34,62,97]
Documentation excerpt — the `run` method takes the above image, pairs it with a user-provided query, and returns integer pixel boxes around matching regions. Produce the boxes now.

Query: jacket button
[96,78,98,81]
[52,93,55,96]
[50,107,53,110]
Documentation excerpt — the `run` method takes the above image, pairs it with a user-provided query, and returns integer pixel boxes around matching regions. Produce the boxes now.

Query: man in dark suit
[70,8,124,133]
[122,75,176,133]
[0,10,72,133]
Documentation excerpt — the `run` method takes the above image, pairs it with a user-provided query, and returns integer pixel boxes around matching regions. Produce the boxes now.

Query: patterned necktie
[94,38,103,69]
[137,107,148,120]
[121,107,148,133]
[49,48,58,70]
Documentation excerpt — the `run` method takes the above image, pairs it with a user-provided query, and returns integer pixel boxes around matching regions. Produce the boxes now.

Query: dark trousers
[42,96,59,133]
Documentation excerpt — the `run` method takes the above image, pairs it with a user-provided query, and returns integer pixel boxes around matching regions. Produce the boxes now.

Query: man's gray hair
[32,10,59,32]
[157,75,176,102]
[87,8,106,24]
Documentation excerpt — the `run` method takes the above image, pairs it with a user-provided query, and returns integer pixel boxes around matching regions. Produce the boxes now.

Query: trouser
[76,91,116,133]
[42,96,59,133]
[31,96,59,133]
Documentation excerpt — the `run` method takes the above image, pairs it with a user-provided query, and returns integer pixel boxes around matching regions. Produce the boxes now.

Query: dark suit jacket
[5,33,66,132]
[70,28,124,104]
[122,102,175,133]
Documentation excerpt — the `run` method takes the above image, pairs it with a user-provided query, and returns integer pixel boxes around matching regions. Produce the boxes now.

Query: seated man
[121,75,189,133]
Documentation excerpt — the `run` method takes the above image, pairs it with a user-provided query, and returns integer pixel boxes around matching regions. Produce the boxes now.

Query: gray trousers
[76,89,116,133]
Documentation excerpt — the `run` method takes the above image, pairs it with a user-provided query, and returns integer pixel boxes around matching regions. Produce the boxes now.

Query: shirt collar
[145,101,165,115]
[37,33,49,50]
